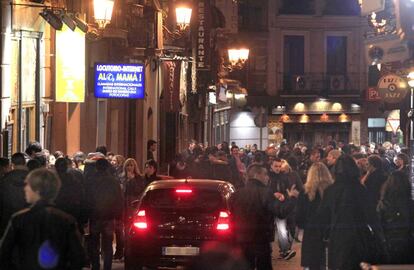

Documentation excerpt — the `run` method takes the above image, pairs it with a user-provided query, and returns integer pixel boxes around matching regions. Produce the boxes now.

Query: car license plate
[162,246,200,256]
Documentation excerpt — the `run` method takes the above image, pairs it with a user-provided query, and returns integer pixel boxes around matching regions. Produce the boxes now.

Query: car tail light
[133,210,148,230]
[176,189,193,194]
[216,211,230,231]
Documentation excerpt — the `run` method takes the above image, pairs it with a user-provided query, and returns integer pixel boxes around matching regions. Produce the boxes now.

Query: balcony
[278,73,362,97]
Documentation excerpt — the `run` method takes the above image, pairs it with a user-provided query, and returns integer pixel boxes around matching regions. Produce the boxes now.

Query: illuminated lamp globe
[407,71,414,88]
[94,0,115,29]
[228,48,249,68]
[176,7,192,31]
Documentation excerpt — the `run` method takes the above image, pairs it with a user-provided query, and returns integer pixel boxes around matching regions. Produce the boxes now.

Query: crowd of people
[172,139,414,270]
[0,142,162,270]
[0,139,412,270]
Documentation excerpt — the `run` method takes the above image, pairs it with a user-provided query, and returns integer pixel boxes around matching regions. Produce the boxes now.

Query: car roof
[146,179,235,193]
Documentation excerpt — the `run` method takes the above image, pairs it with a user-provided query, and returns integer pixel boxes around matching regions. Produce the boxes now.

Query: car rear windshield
[141,188,225,212]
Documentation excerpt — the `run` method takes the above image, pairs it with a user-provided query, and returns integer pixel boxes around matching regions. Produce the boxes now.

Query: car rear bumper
[126,235,235,268]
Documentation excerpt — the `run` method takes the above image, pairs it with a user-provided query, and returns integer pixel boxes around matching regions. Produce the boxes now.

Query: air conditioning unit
[293,75,308,91]
[330,75,345,91]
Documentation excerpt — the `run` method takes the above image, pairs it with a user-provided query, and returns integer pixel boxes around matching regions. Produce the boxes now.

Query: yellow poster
[56,25,85,102]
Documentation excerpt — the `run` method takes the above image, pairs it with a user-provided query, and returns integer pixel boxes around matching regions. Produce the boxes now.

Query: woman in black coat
[377,171,414,264]
[296,162,333,270]
[0,168,86,269]
[318,155,381,270]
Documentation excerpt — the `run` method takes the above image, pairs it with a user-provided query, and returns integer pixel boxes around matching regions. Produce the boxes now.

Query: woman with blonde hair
[296,162,333,270]
[123,158,144,205]
[113,158,144,260]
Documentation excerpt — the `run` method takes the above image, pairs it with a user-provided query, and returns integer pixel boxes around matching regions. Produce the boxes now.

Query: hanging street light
[228,48,249,69]
[175,6,192,31]
[94,0,115,29]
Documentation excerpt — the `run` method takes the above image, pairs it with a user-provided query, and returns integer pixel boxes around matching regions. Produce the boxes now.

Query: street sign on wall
[94,63,145,99]
[367,87,381,101]
[196,0,211,70]
[377,74,408,103]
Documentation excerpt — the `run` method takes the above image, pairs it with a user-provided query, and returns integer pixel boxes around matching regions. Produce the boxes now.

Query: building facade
[1,0,197,170]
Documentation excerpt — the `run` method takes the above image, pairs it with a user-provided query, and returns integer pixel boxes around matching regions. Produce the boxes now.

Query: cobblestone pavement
[271,239,302,270]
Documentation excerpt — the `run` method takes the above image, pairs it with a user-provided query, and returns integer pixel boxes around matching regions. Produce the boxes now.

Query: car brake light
[133,210,148,230]
[216,211,230,231]
[176,189,192,193]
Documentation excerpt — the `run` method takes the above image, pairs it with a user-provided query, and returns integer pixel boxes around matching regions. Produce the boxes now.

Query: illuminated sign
[377,74,408,104]
[94,63,145,99]
[196,0,210,70]
[56,26,85,102]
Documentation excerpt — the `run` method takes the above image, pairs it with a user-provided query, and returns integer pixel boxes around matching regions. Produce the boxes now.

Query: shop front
[268,100,361,147]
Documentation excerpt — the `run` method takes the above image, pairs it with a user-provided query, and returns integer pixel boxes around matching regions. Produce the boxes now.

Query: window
[368,128,388,144]
[279,0,314,14]
[143,189,224,212]
[239,0,267,31]
[283,35,305,91]
[324,0,360,15]
[283,35,305,75]
[326,36,347,75]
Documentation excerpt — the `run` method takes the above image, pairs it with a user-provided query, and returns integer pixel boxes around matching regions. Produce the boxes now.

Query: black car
[124,179,236,269]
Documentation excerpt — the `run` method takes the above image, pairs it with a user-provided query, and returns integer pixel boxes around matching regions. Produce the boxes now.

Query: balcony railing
[278,73,362,96]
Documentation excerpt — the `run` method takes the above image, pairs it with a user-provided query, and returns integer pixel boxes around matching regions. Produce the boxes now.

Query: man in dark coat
[181,139,198,166]
[362,155,387,213]
[143,159,161,187]
[268,158,299,260]
[0,152,28,236]
[54,158,87,231]
[231,164,298,270]
[147,139,157,161]
[86,159,123,270]
[0,168,86,269]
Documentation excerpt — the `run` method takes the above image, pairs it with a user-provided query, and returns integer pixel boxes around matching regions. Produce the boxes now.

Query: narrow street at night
[2,0,414,269]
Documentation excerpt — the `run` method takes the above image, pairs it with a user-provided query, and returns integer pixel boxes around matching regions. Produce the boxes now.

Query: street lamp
[93,0,115,29]
[228,48,249,69]
[175,6,192,31]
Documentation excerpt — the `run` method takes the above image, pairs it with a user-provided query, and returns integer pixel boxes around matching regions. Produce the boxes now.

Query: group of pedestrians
[0,141,162,270]
[0,138,413,270]
[171,139,414,270]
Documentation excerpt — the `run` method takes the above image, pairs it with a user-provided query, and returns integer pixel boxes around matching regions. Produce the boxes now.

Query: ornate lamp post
[93,0,115,29]
[175,6,192,31]
[227,48,249,69]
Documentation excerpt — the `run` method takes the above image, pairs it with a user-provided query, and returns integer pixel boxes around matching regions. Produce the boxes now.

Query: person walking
[296,162,334,270]
[86,159,123,270]
[269,158,301,260]
[377,171,414,264]
[0,168,86,269]
[231,164,299,270]
[143,159,161,187]
[123,158,145,206]
[318,155,384,270]
[0,153,29,236]
[361,155,387,214]
[147,140,157,161]
[54,157,87,232]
